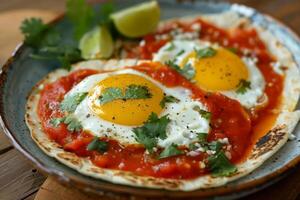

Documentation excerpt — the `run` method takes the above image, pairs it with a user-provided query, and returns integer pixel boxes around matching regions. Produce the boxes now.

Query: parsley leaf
[99,85,152,105]
[20,18,49,47]
[236,79,251,94]
[60,92,88,113]
[208,151,237,177]
[133,113,170,152]
[99,87,123,105]
[63,115,82,132]
[160,95,179,108]
[158,144,183,159]
[195,47,216,59]
[87,137,109,153]
[176,50,185,57]
[66,0,95,40]
[124,85,152,99]
[165,60,195,80]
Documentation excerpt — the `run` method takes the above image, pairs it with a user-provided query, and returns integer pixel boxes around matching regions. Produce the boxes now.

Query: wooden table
[1,0,300,199]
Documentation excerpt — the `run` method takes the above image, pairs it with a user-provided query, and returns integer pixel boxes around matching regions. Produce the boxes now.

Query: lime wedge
[110,1,160,38]
[79,25,114,59]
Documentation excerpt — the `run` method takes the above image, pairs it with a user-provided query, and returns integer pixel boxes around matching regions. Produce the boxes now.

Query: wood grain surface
[0,0,300,200]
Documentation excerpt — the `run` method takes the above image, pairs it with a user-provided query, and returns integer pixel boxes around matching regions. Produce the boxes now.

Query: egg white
[153,40,266,109]
[65,68,210,148]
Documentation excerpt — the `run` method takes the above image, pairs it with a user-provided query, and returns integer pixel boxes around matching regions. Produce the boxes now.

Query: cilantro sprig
[20,0,115,70]
[99,85,152,105]
[87,137,109,153]
[165,60,195,80]
[133,112,170,153]
[60,92,88,113]
[158,143,183,159]
[236,79,251,94]
[50,115,82,132]
[194,47,217,59]
[208,151,237,177]
[160,95,179,108]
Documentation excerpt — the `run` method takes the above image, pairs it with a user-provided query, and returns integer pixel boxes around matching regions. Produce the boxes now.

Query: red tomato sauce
[37,18,283,179]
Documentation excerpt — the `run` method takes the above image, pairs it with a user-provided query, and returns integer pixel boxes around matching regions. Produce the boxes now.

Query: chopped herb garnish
[99,87,123,104]
[208,151,237,177]
[160,95,179,108]
[99,85,152,105]
[227,47,238,54]
[197,132,208,143]
[165,60,195,80]
[188,143,198,151]
[133,112,170,153]
[165,42,175,51]
[87,137,109,153]
[60,92,88,113]
[50,115,82,132]
[236,79,251,94]
[50,117,65,127]
[63,115,82,132]
[158,144,183,159]
[193,106,211,120]
[124,84,152,99]
[176,50,185,57]
[194,47,217,59]
[207,141,223,152]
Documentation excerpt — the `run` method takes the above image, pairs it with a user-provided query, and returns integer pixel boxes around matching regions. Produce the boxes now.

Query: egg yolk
[182,48,249,91]
[88,73,164,126]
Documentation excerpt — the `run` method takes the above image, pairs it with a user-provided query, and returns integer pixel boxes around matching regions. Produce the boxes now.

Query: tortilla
[25,11,300,191]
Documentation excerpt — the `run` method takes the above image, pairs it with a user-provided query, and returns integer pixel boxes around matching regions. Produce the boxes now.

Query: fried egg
[153,40,266,109]
[65,68,210,148]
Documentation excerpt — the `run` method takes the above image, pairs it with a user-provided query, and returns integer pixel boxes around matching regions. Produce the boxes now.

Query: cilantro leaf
[160,95,179,108]
[99,85,152,105]
[97,2,115,25]
[124,84,152,99]
[193,106,211,120]
[50,117,65,127]
[207,141,223,152]
[176,50,185,57]
[143,113,170,139]
[194,47,217,59]
[197,132,208,143]
[236,79,251,94]
[227,47,238,54]
[63,115,82,132]
[208,151,237,177]
[158,144,183,159]
[133,127,157,153]
[20,18,49,47]
[165,42,175,51]
[50,115,82,132]
[99,87,122,104]
[165,60,195,80]
[60,92,88,113]
[87,137,109,153]
[133,113,171,152]
[66,0,95,40]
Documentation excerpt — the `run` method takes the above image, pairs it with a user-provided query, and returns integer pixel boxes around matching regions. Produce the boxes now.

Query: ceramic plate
[1,1,300,199]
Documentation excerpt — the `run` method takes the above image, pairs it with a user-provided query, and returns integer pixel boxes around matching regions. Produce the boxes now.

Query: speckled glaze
[1,1,300,199]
